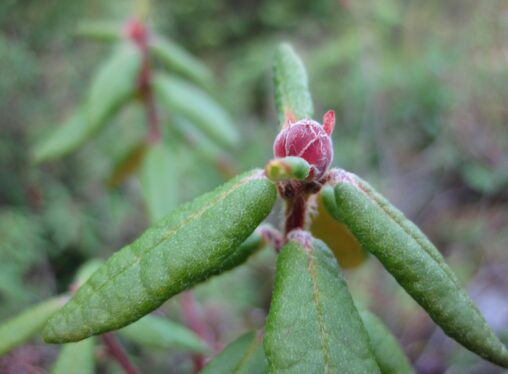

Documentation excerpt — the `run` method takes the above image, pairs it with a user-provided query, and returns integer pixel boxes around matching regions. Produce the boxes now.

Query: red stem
[283,194,308,238]
[101,333,139,374]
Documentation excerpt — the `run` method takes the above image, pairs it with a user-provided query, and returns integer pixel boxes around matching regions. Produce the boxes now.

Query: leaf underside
[43,169,276,343]
[332,170,508,368]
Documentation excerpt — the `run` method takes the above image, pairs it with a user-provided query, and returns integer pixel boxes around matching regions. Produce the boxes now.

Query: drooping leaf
[76,21,122,42]
[202,331,267,374]
[139,141,178,222]
[33,109,89,163]
[153,73,239,149]
[51,338,96,374]
[118,314,206,352]
[311,187,366,268]
[358,308,414,374]
[264,232,380,373]
[149,35,213,88]
[0,296,67,356]
[331,169,508,368]
[273,43,313,126]
[108,141,148,188]
[87,43,142,137]
[43,169,276,343]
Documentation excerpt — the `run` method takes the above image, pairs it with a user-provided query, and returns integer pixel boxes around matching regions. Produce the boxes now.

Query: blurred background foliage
[1,0,508,373]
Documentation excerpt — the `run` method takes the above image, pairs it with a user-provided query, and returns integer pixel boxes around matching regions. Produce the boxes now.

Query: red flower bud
[273,110,335,180]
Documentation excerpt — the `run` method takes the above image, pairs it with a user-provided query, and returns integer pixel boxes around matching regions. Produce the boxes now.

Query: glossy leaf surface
[273,43,313,126]
[118,314,206,352]
[140,141,178,222]
[0,296,67,356]
[264,232,380,373]
[154,73,239,149]
[202,331,267,374]
[332,170,508,368]
[44,170,276,343]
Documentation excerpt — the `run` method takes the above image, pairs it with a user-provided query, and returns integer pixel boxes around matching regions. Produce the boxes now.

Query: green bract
[264,233,380,373]
[273,43,313,126]
[202,331,267,374]
[331,169,508,368]
[43,169,276,343]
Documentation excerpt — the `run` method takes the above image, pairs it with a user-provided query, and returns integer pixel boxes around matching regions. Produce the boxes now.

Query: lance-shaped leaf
[264,232,380,373]
[358,308,414,374]
[0,296,67,356]
[118,314,206,352]
[331,169,508,368]
[153,73,239,149]
[43,169,276,343]
[33,109,89,163]
[202,331,267,374]
[216,228,266,275]
[87,43,142,137]
[273,43,313,126]
[76,21,122,42]
[149,36,213,88]
[139,141,178,222]
[51,338,96,374]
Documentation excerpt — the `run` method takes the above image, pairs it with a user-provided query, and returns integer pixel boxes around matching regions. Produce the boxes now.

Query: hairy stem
[101,333,139,374]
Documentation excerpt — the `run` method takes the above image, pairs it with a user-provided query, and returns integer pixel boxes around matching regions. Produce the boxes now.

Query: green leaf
[217,229,265,275]
[43,169,276,343]
[331,169,508,368]
[87,43,142,137]
[74,259,104,288]
[51,338,96,374]
[358,308,414,374]
[273,43,313,126]
[76,21,122,42]
[265,157,310,182]
[0,296,67,356]
[264,232,380,373]
[202,331,267,374]
[153,73,239,149]
[139,141,178,222]
[149,35,213,88]
[118,314,207,352]
[33,109,89,163]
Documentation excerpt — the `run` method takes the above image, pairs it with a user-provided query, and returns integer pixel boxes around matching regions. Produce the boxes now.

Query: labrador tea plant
[1,42,508,373]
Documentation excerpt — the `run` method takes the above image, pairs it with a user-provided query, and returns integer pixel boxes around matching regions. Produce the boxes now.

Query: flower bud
[273,110,335,180]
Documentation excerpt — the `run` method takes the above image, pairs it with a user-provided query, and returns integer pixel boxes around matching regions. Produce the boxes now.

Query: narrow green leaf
[149,35,213,88]
[88,43,142,136]
[43,169,276,343]
[273,43,313,126]
[332,169,508,368]
[76,21,122,42]
[33,109,89,163]
[202,331,267,374]
[358,308,414,374]
[217,229,265,274]
[118,314,206,352]
[0,296,67,356]
[139,141,178,222]
[265,157,310,182]
[153,73,239,149]
[265,232,380,373]
[51,338,96,374]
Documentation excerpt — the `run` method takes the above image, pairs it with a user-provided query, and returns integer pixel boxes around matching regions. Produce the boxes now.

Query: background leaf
[139,141,178,222]
[154,73,239,149]
[43,170,276,343]
[0,296,67,356]
[118,314,207,352]
[332,171,508,368]
[149,35,213,88]
[273,43,313,126]
[51,337,96,374]
[264,233,380,373]
[202,330,267,374]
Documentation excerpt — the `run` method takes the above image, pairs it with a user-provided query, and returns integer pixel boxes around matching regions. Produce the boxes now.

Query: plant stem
[283,193,308,238]
[101,333,139,374]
